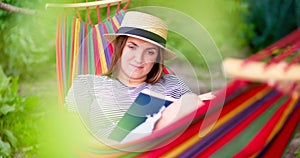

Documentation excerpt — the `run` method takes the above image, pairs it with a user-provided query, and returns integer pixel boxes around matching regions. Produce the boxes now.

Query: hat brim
[103,33,177,60]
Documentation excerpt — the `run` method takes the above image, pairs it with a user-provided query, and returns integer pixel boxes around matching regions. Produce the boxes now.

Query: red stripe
[261,103,300,157]
[92,26,102,75]
[266,40,300,67]
[70,18,76,86]
[102,23,114,57]
[163,68,169,74]
[233,96,294,157]
[63,13,67,93]
[199,92,282,157]
[110,18,118,32]
[56,14,63,105]
[245,28,300,62]
[84,23,88,74]
[108,42,114,57]
[286,54,300,70]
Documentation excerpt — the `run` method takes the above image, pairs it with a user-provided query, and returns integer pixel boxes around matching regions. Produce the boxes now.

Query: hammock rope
[245,28,300,63]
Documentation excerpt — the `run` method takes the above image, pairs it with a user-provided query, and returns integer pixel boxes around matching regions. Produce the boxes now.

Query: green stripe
[105,20,115,33]
[66,16,74,90]
[211,95,288,158]
[88,25,95,74]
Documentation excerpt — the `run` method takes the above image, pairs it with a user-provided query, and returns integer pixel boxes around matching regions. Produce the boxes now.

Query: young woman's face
[118,37,159,83]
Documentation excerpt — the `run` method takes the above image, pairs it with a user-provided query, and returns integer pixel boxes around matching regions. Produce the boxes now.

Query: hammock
[52,0,129,104]
[82,28,300,157]
[85,80,300,157]
[47,1,300,157]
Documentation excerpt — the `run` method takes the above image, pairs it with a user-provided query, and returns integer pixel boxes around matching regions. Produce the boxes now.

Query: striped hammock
[80,28,300,157]
[56,8,125,103]
[54,4,300,157]
[84,80,300,157]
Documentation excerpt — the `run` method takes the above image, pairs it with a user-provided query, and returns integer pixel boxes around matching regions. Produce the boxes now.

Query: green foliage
[243,0,300,52]
[2,0,299,157]
[0,66,41,157]
[0,0,56,80]
[129,0,255,63]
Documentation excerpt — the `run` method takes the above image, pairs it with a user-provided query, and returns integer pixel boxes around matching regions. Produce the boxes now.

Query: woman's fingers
[154,93,199,131]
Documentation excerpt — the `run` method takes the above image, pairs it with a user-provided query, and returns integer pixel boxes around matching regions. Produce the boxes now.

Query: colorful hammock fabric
[54,3,300,157]
[82,80,300,158]
[80,29,300,157]
[56,8,126,103]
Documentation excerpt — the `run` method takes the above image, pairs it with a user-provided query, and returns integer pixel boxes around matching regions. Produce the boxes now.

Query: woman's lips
[130,64,143,70]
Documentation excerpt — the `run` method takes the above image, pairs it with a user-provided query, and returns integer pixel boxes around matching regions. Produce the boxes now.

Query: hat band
[117,27,166,47]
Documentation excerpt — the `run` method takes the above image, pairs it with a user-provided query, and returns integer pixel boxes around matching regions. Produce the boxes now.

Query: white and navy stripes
[65,74,192,139]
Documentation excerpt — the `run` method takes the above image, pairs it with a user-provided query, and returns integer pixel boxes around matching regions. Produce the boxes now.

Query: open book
[108,89,176,142]
[108,90,215,142]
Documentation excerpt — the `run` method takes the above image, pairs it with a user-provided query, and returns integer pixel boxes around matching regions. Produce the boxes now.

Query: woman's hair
[105,35,164,84]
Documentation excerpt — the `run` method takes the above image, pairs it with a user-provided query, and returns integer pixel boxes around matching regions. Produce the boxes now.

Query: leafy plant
[242,0,300,52]
[0,66,41,157]
[0,0,56,80]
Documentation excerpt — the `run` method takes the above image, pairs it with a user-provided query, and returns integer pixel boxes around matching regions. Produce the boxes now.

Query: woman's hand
[154,93,202,131]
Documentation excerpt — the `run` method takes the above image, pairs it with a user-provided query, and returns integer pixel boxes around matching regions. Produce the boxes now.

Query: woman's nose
[134,50,144,63]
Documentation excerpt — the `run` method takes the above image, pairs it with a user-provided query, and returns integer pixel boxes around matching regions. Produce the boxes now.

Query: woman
[65,11,198,141]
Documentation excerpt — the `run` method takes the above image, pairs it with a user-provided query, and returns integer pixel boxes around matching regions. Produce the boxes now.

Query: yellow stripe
[162,87,270,157]
[112,16,121,29]
[251,93,299,157]
[95,24,108,73]
[71,18,80,84]
[267,94,298,141]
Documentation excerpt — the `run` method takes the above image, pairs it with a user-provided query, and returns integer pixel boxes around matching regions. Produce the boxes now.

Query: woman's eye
[148,51,154,55]
[127,45,135,49]
[147,51,156,55]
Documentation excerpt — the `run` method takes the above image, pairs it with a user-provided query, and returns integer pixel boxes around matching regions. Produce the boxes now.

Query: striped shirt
[65,74,192,139]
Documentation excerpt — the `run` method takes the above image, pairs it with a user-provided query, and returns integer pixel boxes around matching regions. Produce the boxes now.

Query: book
[198,92,215,101]
[108,89,176,142]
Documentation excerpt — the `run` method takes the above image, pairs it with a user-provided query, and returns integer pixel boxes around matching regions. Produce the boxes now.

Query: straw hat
[103,11,177,60]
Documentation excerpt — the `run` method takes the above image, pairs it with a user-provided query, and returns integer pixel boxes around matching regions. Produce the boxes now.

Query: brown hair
[105,36,164,84]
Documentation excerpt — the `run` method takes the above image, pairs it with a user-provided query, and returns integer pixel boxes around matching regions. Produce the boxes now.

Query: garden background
[0,0,299,157]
